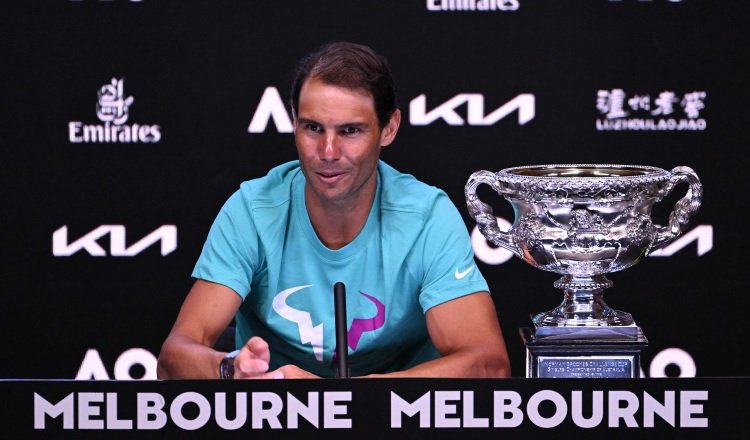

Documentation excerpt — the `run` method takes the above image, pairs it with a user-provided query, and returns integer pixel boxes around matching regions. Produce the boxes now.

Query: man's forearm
[157,335,226,379]
[364,348,510,379]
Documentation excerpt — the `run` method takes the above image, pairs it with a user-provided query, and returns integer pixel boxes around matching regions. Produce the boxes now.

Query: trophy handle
[465,170,522,257]
[650,166,703,252]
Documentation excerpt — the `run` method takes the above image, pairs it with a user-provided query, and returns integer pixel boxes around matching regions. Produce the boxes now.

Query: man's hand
[233,336,320,379]
[233,337,282,379]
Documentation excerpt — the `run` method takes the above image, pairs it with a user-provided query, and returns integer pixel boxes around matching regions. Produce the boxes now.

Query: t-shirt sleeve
[191,190,259,300]
[417,192,490,312]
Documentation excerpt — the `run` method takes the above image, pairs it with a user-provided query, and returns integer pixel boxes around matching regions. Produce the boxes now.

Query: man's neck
[304,178,377,250]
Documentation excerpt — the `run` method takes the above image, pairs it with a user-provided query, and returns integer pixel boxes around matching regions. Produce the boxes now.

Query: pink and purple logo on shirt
[272,286,386,363]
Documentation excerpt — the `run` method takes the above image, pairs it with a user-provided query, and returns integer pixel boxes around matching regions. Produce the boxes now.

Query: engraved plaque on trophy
[465,164,702,378]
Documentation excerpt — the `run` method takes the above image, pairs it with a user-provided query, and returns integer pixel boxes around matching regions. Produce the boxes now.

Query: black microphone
[333,282,350,378]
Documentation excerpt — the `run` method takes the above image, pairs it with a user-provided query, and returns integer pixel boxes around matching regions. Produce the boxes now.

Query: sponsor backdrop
[2,0,747,379]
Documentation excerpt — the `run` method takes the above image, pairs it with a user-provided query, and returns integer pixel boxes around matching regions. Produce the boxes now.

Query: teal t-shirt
[193,160,489,377]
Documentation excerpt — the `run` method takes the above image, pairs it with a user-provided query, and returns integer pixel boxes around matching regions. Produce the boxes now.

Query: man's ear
[380,109,401,147]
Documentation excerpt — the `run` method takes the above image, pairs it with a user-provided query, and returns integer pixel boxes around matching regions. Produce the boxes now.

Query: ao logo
[646,348,696,378]
[76,348,157,380]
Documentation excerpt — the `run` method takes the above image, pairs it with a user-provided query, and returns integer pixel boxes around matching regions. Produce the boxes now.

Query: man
[157,41,510,379]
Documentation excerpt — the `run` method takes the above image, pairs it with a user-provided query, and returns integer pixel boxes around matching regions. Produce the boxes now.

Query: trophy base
[520,326,648,378]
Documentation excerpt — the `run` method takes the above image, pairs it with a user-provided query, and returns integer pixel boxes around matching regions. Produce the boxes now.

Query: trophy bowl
[466,164,702,337]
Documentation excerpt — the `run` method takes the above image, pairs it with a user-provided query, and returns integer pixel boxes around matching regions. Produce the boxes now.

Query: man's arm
[157,279,284,379]
[366,291,510,378]
[159,282,507,379]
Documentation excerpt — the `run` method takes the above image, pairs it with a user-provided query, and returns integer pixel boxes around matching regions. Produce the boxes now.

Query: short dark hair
[290,41,398,128]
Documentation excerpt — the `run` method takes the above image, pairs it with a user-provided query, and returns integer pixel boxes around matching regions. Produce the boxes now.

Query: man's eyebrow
[296,118,369,129]
[337,122,368,129]
[296,117,320,125]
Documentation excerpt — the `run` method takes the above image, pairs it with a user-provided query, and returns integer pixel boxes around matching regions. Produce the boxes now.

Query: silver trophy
[465,164,702,377]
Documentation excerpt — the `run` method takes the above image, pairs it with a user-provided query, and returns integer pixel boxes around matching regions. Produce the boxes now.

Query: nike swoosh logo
[454,267,474,279]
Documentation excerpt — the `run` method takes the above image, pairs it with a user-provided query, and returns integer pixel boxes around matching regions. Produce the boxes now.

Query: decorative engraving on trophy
[626,211,653,245]
[542,206,622,275]
[566,209,609,250]
[571,209,599,230]
[516,213,545,251]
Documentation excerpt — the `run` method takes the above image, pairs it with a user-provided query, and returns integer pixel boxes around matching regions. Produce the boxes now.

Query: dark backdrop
[2,0,747,378]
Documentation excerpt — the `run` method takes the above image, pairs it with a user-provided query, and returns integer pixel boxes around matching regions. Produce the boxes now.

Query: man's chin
[307,185,349,205]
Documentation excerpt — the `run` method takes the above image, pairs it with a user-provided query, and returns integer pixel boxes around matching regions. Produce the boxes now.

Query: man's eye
[306,124,321,132]
[342,126,360,135]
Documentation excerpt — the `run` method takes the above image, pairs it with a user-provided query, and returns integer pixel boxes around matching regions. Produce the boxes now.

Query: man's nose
[320,133,340,160]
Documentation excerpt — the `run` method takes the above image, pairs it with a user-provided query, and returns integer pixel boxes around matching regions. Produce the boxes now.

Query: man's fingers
[244,336,271,363]
[234,357,270,377]
[235,358,284,380]
[232,336,275,378]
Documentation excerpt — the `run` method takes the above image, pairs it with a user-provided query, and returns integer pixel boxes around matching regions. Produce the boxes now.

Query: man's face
[294,77,400,209]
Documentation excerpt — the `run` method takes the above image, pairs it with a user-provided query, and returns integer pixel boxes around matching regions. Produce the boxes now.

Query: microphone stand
[334,282,350,378]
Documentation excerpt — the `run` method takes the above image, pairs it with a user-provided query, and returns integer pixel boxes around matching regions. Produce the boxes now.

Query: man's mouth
[317,170,346,183]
